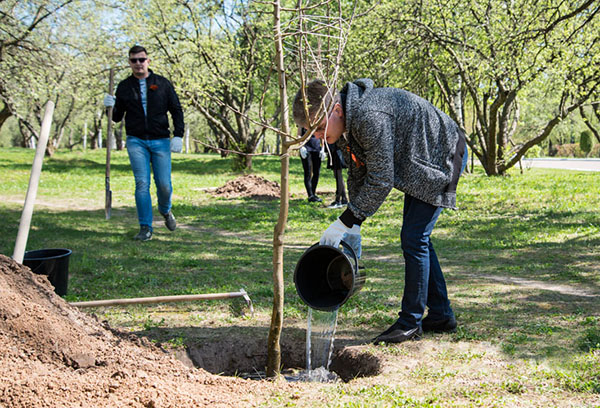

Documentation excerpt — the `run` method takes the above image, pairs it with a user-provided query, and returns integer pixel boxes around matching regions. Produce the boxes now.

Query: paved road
[521,158,600,172]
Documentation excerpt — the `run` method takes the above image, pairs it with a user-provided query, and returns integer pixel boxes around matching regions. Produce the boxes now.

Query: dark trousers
[301,152,321,197]
[396,145,468,328]
[397,195,452,328]
[333,168,347,202]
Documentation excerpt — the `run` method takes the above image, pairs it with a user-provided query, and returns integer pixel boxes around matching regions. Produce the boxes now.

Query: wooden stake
[13,101,55,264]
[105,68,115,220]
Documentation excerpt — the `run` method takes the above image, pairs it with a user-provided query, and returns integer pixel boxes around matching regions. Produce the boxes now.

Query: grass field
[1,147,599,407]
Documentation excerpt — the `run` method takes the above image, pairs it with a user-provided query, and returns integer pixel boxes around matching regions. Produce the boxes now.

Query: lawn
[1,147,599,407]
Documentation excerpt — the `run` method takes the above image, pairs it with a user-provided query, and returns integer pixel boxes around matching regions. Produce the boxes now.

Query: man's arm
[167,82,184,137]
[345,110,395,222]
[112,83,125,123]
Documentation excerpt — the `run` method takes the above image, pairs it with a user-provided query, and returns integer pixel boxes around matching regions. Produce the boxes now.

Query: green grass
[1,147,599,406]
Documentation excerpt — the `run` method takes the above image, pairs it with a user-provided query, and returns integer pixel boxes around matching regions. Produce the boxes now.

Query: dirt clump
[211,174,280,200]
[0,255,281,407]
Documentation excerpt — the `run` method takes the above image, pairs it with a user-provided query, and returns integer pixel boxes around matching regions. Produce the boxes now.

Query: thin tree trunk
[0,104,11,130]
[266,0,290,378]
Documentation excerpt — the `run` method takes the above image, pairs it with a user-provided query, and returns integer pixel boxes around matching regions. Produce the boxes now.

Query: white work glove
[300,146,308,159]
[320,218,361,249]
[103,94,115,108]
[170,136,183,153]
[320,149,327,161]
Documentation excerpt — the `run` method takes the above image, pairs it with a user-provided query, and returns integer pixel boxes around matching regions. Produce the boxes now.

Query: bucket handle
[309,240,358,268]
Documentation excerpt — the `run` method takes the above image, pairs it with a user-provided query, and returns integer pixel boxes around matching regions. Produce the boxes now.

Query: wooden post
[105,69,115,220]
[83,122,87,150]
[12,101,55,264]
[185,126,190,154]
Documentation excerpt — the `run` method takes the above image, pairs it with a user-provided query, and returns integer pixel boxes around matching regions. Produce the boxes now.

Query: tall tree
[346,0,600,175]
[121,0,279,170]
[0,0,120,152]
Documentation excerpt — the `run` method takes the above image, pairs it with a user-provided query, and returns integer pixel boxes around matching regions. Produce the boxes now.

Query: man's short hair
[128,45,148,56]
[292,79,338,127]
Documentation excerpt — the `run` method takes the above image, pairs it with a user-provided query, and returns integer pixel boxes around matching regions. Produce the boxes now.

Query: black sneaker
[327,201,342,209]
[308,195,322,203]
[162,211,177,231]
[421,315,457,333]
[372,321,423,345]
[134,226,152,241]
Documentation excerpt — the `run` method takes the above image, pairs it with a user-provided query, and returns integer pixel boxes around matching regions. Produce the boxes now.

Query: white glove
[300,146,308,159]
[320,218,361,249]
[103,94,115,108]
[320,149,327,161]
[170,136,183,153]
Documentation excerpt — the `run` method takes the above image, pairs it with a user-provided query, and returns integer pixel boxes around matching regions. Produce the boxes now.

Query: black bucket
[23,248,72,296]
[294,241,365,311]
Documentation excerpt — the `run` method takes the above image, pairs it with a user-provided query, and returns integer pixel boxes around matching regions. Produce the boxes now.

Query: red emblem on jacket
[346,145,364,167]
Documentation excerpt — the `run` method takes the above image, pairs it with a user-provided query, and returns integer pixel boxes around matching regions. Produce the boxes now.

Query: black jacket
[112,70,184,139]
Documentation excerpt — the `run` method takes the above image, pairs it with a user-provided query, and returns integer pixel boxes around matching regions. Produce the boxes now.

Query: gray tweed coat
[336,79,466,221]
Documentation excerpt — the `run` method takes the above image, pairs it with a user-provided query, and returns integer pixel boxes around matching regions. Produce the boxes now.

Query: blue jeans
[396,146,468,328]
[126,136,172,229]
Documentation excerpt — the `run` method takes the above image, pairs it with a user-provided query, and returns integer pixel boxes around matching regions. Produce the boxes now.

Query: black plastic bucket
[294,241,365,311]
[23,248,72,296]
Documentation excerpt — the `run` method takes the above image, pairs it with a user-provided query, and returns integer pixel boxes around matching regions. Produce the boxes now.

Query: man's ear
[334,103,343,117]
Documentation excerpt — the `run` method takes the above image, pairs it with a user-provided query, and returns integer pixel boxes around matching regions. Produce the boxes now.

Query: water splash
[302,308,339,382]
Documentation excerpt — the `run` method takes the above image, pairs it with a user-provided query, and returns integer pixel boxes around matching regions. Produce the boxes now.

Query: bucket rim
[23,248,72,260]
[293,243,358,312]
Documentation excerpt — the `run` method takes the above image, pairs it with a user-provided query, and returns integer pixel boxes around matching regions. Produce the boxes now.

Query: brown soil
[211,174,280,200]
[0,255,283,408]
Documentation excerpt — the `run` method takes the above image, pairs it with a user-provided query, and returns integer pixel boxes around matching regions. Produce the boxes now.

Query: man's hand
[320,218,360,248]
[170,136,183,153]
[103,94,115,108]
[300,146,308,159]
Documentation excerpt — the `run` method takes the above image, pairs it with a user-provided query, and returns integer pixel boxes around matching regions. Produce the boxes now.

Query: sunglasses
[129,58,148,63]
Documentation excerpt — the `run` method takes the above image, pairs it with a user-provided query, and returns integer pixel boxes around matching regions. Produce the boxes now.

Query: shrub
[580,130,594,157]
[525,145,542,158]
[555,143,585,158]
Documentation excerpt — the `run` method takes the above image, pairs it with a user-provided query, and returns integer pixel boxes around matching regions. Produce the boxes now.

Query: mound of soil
[212,175,280,200]
[0,255,279,407]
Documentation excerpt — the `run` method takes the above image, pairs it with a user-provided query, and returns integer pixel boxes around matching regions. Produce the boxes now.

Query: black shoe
[421,315,457,333]
[326,200,342,209]
[308,195,322,203]
[161,211,177,231]
[134,226,152,241]
[340,199,348,206]
[372,321,423,345]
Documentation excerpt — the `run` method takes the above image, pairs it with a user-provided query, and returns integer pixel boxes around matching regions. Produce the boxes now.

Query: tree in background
[345,0,600,175]
[580,102,600,144]
[0,0,123,153]
[120,0,280,170]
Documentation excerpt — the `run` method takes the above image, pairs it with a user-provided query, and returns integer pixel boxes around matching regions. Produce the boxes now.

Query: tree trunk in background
[0,104,11,131]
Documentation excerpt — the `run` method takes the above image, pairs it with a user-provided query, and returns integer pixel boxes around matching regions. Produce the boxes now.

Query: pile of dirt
[0,255,282,407]
[211,174,280,200]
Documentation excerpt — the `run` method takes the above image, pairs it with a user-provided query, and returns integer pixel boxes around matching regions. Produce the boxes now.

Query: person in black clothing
[299,127,325,202]
[103,45,185,241]
[325,142,348,209]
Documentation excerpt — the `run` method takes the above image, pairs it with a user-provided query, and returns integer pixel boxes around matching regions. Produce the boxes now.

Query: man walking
[293,79,467,344]
[104,45,184,241]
